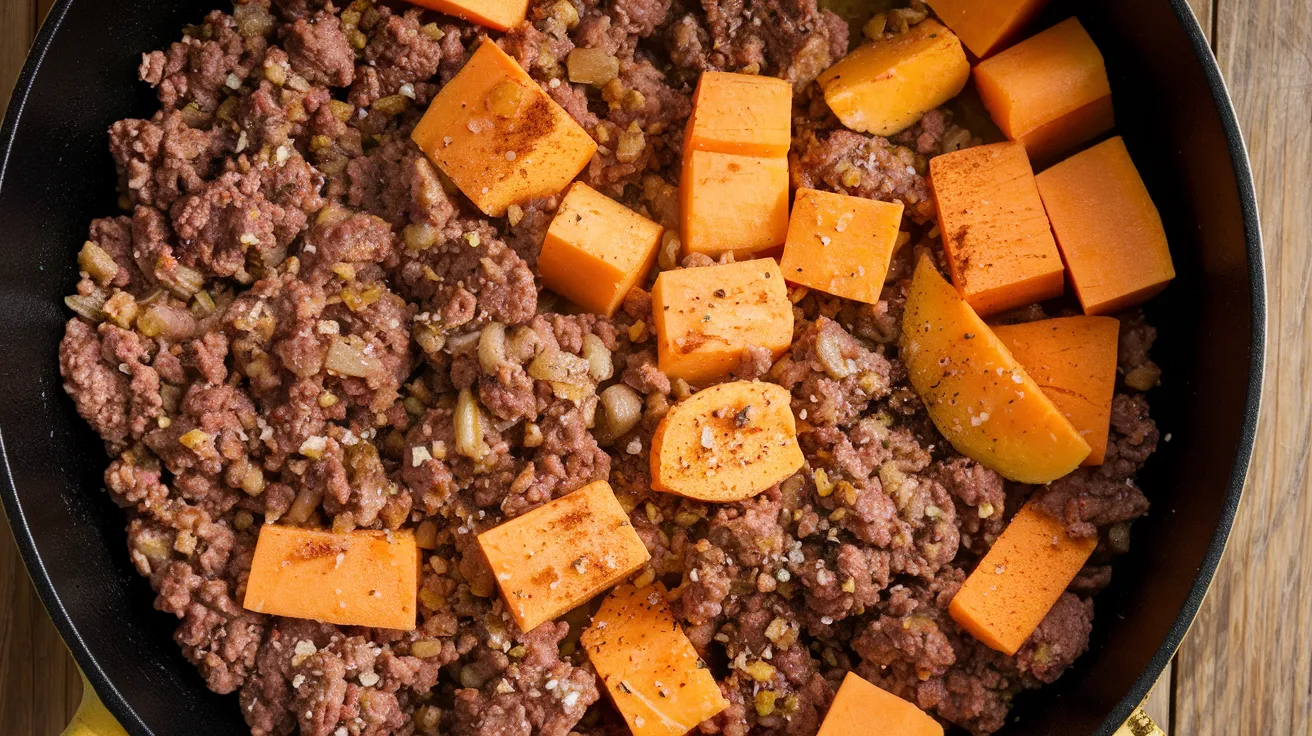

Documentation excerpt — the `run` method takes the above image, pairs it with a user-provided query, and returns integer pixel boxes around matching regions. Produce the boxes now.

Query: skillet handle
[1115,706,1166,736]
[62,674,128,736]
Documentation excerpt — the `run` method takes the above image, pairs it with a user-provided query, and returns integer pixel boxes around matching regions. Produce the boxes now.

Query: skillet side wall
[0,0,1263,735]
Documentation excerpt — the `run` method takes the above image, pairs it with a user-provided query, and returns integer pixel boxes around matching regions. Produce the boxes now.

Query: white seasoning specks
[411,445,433,467]
[700,426,714,449]
[359,671,381,687]
[562,691,580,707]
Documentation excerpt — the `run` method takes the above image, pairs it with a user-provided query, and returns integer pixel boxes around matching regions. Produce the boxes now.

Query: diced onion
[78,241,119,285]
[566,48,619,86]
[454,388,487,461]
[325,336,383,378]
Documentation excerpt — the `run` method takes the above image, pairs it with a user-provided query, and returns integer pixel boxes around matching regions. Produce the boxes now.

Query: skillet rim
[0,0,1266,734]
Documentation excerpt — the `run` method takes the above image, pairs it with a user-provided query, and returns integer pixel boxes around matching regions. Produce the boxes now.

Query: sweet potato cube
[651,380,804,502]
[411,40,596,217]
[974,18,1114,165]
[404,0,528,31]
[994,316,1120,465]
[244,526,418,631]
[583,584,729,736]
[680,150,790,258]
[924,0,1051,58]
[1036,137,1176,315]
[685,71,793,158]
[651,259,793,384]
[539,182,664,317]
[818,19,970,137]
[477,480,649,632]
[929,141,1064,316]
[900,256,1090,483]
[950,502,1098,655]
[817,672,943,736]
[780,188,904,304]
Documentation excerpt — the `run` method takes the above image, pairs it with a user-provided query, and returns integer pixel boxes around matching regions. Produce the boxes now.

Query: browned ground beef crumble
[59,1,1162,734]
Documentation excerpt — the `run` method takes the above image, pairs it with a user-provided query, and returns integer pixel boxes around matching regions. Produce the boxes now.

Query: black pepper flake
[713,289,726,298]
[734,406,752,428]
[964,332,976,339]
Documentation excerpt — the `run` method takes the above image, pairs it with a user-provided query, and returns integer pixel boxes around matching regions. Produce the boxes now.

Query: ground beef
[791,123,936,223]
[59,2,1165,735]
[283,10,355,87]
[110,111,226,210]
[349,7,445,107]
[773,318,893,427]
[139,10,268,113]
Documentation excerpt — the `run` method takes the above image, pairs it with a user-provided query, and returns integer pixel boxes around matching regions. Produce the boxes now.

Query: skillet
[0,0,1264,733]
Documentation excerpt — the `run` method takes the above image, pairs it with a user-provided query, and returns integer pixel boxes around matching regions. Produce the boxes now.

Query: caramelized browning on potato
[244,526,419,631]
[900,256,1091,483]
[650,380,804,502]
[411,40,596,217]
[477,481,649,632]
[583,584,729,736]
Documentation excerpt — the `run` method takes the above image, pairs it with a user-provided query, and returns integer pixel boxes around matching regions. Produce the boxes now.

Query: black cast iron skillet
[0,0,1264,734]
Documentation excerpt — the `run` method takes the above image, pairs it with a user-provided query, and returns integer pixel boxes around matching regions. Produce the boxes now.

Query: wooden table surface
[1,0,1308,733]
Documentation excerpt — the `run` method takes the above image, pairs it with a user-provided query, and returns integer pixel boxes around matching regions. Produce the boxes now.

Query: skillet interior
[0,0,1263,734]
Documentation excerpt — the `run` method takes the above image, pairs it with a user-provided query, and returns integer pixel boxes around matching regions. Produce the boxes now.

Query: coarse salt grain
[359,671,380,687]
[411,445,433,467]
[299,436,327,456]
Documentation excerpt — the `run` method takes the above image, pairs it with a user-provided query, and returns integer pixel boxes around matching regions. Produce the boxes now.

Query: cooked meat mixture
[59,1,1160,734]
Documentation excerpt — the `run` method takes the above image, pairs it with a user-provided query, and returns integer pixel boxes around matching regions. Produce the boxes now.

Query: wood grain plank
[1142,670,1173,734]
[1187,0,1216,42]
[0,0,34,115]
[37,0,56,27]
[0,514,82,736]
[1174,0,1312,734]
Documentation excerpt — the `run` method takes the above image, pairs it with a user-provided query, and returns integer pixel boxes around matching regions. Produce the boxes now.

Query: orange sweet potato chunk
[994,316,1120,465]
[929,141,1064,316]
[244,525,418,630]
[817,672,943,736]
[780,188,905,304]
[949,502,1097,655]
[651,380,804,502]
[411,40,596,217]
[652,259,793,384]
[973,18,1114,165]
[539,182,664,317]
[405,0,528,31]
[1036,136,1176,315]
[924,0,1051,58]
[901,256,1091,483]
[818,19,970,137]
[477,480,649,632]
[582,584,729,736]
[680,150,790,258]
[685,71,793,158]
